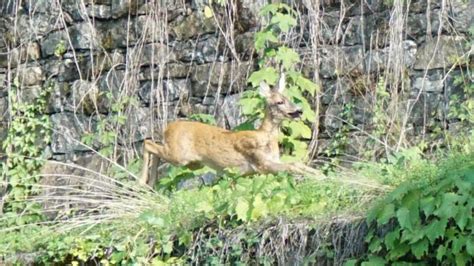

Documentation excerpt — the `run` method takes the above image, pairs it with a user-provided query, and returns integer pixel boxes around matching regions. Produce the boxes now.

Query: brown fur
[140,75,323,186]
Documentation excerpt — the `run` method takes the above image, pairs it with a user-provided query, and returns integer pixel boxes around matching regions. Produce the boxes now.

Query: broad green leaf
[251,194,268,221]
[239,97,263,115]
[270,13,297,33]
[248,67,279,87]
[396,207,412,231]
[196,201,213,213]
[420,196,435,216]
[203,5,214,18]
[384,229,400,250]
[361,256,386,266]
[254,30,278,50]
[387,242,410,260]
[139,211,165,227]
[436,244,447,261]
[434,192,461,219]
[466,237,474,256]
[293,75,318,96]
[425,218,447,243]
[411,238,429,259]
[258,3,279,16]
[377,203,395,225]
[452,235,467,254]
[276,46,300,70]
[286,121,312,139]
[235,198,249,222]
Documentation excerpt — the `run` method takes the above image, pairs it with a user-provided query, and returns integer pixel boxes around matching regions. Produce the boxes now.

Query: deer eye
[276,101,284,105]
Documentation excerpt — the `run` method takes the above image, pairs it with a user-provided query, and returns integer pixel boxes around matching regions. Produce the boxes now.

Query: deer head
[259,73,302,123]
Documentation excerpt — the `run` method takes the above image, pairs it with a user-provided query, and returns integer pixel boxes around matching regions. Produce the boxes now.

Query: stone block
[190,61,252,97]
[50,113,95,153]
[170,12,217,40]
[414,36,468,70]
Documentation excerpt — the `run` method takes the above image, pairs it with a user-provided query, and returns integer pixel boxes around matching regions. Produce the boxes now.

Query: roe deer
[140,74,323,186]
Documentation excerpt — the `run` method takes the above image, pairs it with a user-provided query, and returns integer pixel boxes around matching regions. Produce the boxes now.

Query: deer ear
[277,73,286,93]
[259,81,272,97]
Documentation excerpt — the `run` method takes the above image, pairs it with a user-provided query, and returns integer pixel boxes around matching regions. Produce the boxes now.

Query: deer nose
[289,109,303,118]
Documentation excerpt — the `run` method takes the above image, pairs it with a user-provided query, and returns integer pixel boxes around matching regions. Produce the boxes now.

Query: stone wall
[0,0,472,168]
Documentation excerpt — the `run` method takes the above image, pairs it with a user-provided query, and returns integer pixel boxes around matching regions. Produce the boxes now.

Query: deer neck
[258,109,281,138]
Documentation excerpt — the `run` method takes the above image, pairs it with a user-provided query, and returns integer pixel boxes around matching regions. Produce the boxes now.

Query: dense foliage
[364,152,474,265]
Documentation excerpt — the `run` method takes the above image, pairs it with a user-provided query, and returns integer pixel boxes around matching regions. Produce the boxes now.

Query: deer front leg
[252,151,324,179]
[140,139,166,186]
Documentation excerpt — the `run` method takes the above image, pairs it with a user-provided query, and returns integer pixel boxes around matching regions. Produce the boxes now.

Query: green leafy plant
[322,102,354,173]
[365,152,474,265]
[1,80,52,222]
[239,3,318,163]
[81,92,139,158]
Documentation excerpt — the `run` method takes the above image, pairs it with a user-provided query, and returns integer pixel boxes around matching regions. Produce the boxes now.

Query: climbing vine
[1,80,52,221]
[239,3,318,163]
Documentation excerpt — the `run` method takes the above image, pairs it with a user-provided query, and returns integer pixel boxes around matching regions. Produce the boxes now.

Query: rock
[129,43,176,67]
[67,80,101,114]
[321,78,352,105]
[18,86,42,105]
[217,93,244,129]
[235,32,254,57]
[41,31,69,57]
[111,0,146,18]
[364,40,417,73]
[174,35,224,64]
[323,104,344,131]
[50,113,95,153]
[406,10,445,40]
[39,155,113,218]
[86,4,112,19]
[317,45,365,78]
[414,36,468,70]
[17,66,45,86]
[190,61,252,96]
[408,92,443,127]
[71,22,101,50]
[139,63,191,81]
[341,15,376,46]
[48,82,71,113]
[449,0,474,32]
[0,42,41,68]
[44,58,87,82]
[0,72,7,96]
[99,19,135,49]
[86,50,125,77]
[411,70,445,93]
[0,96,8,121]
[121,107,156,142]
[139,79,190,104]
[171,12,217,40]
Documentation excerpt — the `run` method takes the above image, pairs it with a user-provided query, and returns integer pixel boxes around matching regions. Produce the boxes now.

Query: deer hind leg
[140,139,173,186]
